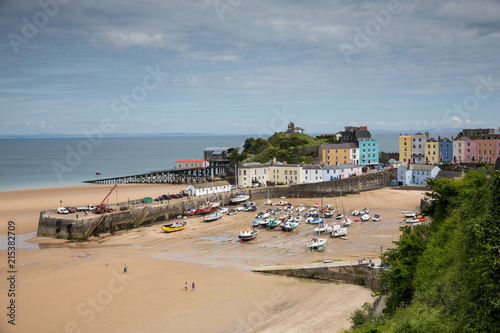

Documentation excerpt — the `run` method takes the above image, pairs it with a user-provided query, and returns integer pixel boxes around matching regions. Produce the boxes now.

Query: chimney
[438,135,441,141]
[425,131,429,139]
[452,135,454,140]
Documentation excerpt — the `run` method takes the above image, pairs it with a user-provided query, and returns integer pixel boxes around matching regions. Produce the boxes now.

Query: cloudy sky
[1,0,499,136]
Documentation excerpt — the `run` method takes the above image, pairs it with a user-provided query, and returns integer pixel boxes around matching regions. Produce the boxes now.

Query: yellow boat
[161,220,186,233]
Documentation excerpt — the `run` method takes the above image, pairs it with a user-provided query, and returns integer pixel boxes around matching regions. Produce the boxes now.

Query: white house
[237,162,269,187]
[397,164,440,186]
[350,146,360,165]
[184,180,231,196]
[301,164,323,183]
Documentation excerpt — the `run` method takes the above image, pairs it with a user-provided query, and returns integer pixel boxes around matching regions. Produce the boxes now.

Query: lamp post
[380,246,383,266]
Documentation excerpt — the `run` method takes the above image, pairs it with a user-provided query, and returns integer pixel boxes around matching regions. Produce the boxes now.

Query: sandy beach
[0,184,427,333]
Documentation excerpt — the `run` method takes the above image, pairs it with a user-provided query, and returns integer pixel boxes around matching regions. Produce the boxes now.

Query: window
[327,149,330,154]
[284,170,288,175]
[244,170,246,176]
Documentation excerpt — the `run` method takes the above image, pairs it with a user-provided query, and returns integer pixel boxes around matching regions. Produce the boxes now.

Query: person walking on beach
[184,282,188,291]
[124,264,127,273]
[191,282,195,291]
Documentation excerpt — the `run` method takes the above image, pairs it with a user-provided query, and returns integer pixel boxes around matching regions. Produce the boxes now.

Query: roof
[322,164,361,170]
[320,143,356,149]
[241,162,266,168]
[439,137,452,142]
[408,164,440,171]
[295,127,305,130]
[414,132,425,136]
[434,170,465,180]
[270,163,302,168]
[454,136,471,141]
[189,181,231,189]
[301,164,322,170]
[427,138,438,142]
[176,159,207,163]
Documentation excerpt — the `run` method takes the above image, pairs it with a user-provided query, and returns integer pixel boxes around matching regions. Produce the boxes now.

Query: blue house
[439,137,453,163]
[358,138,379,166]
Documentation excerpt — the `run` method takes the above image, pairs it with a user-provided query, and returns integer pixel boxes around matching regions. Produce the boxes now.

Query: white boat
[238,228,258,241]
[296,204,305,212]
[325,204,334,209]
[405,218,420,223]
[333,227,348,237]
[372,214,381,221]
[218,207,228,214]
[230,193,249,203]
[294,214,302,222]
[352,210,360,216]
[210,201,221,208]
[202,211,223,222]
[404,213,417,218]
[227,208,237,215]
[342,218,352,227]
[307,237,326,249]
[361,214,370,221]
[255,211,270,219]
[283,221,299,231]
[401,210,411,214]
[310,217,323,225]
[314,223,328,234]
[285,203,293,211]
[264,199,272,205]
[327,224,340,235]
[335,213,343,220]
[323,211,334,218]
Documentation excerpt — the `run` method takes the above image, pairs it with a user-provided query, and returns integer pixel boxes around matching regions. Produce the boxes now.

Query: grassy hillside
[345,169,500,332]
[230,133,324,164]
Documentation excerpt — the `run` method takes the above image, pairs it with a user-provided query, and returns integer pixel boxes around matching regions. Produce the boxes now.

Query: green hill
[346,169,500,332]
[230,133,328,164]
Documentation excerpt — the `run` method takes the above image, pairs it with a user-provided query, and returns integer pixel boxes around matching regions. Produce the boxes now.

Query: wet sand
[0,185,427,333]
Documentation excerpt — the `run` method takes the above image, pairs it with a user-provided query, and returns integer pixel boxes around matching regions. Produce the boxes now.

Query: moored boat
[230,193,249,203]
[372,214,381,221]
[184,208,197,216]
[361,214,370,221]
[161,220,186,233]
[202,211,223,222]
[307,237,326,249]
[238,228,258,241]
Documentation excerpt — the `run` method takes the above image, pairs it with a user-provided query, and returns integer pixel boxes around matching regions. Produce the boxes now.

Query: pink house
[463,138,476,163]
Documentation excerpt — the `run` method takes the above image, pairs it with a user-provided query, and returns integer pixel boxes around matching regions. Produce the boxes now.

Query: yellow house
[269,163,302,185]
[399,134,412,163]
[425,138,439,164]
[319,143,355,166]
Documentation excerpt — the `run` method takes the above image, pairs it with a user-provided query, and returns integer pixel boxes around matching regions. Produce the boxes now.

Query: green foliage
[229,147,246,164]
[316,134,342,144]
[346,170,500,332]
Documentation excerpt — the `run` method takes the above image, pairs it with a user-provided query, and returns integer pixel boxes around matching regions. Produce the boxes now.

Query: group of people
[184,282,195,291]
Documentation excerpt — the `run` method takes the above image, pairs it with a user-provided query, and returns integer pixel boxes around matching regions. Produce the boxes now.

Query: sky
[1,0,499,136]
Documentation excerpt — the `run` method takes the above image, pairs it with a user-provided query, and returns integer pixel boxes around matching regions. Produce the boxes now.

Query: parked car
[154,196,164,201]
[162,194,171,200]
[65,207,76,213]
[170,194,180,199]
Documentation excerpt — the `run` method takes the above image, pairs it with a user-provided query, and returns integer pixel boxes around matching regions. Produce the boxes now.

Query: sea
[0,133,399,192]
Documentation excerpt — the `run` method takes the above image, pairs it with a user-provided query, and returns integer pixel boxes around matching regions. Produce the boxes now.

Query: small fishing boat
[361,214,371,221]
[307,237,326,249]
[210,201,221,209]
[335,213,343,220]
[218,207,228,214]
[296,204,305,212]
[323,210,334,218]
[283,221,299,231]
[161,220,186,233]
[351,210,360,216]
[196,205,212,214]
[267,218,280,229]
[230,193,249,203]
[313,202,320,208]
[238,228,258,241]
[285,203,293,211]
[372,214,381,221]
[252,218,263,227]
[404,213,417,218]
[264,199,272,205]
[342,218,352,227]
[202,211,223,222]
[227,208,238,215]
[184,208,197,216]
[333,227,348,237]
[405,218,420,223]
[310,217,323,225]
[314,223,328,234]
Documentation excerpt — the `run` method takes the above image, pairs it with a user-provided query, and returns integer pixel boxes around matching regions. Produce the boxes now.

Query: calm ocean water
[0,134,398,192]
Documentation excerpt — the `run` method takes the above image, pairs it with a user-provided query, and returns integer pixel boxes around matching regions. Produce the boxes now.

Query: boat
[323,210,334,218]
[244,205,257,212]
[227,208,238,215]
[294,214,302,222]
[283,221,299,231]
[196,205,212,214]
[352,210,360,216]
[184,208,197,216]
[161,220,186,233]
[361,214,371,221]
[342,217,352,227]
[202,211,223,222]
[230,193,249,204]
[310,217,323,225]
[313,202,320,208]
[210,201,221,209]
[405,218,420,223]
[264,199,272,205]
[404,213,417,218]
[372,214,381,221]
[96,170,101,175]
[335,213,343,220]
[418,216,428,222]
[285,203,293,211]
[333,227,348,237]
[314,223,328,234]
[255,211,270,219]
[267,218,280,229]
[296,204,305,212]
[307,237,326,249]
[218,207,228,214]
[252,218,263,227]
[238,228,258,241]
